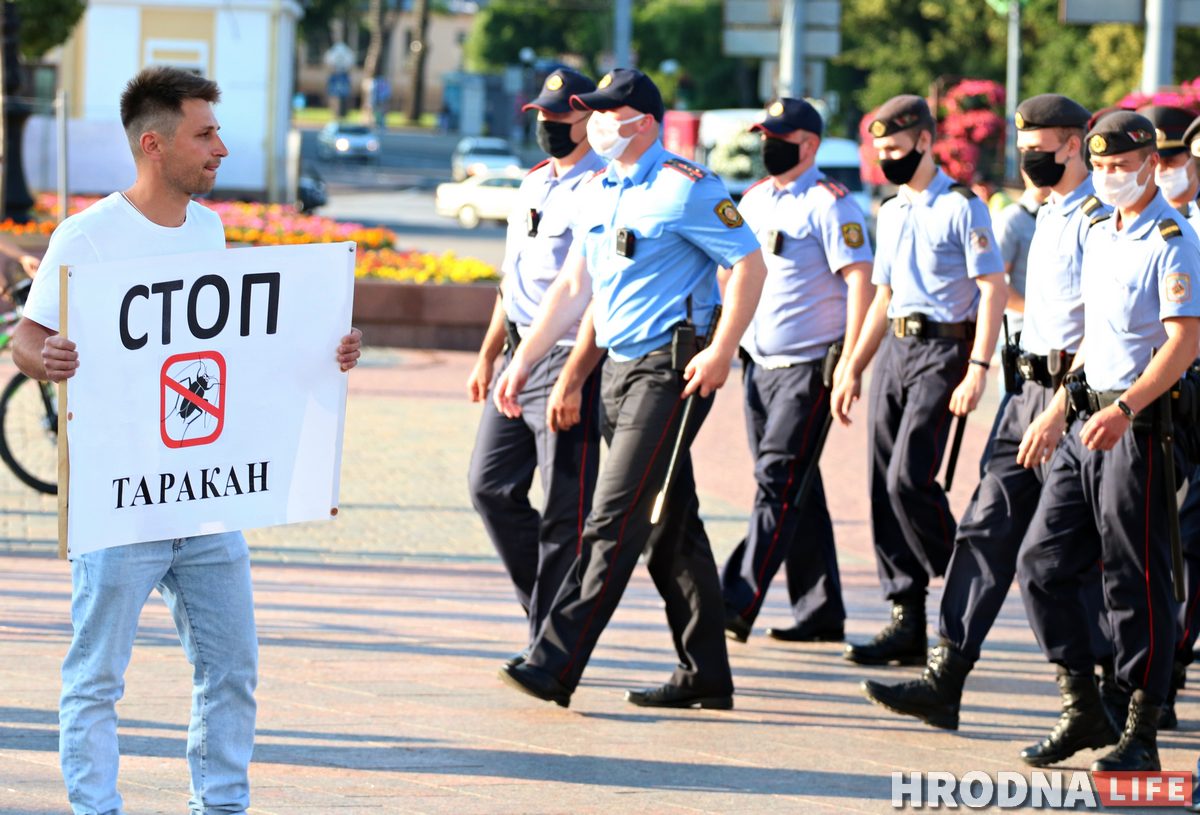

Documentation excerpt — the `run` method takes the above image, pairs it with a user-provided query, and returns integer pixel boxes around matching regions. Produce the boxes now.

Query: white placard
[64,242,355,557]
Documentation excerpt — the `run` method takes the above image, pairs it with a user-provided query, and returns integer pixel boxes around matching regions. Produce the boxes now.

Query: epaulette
[880,193,899,207]
[663,158,706,182]
[743,176,771,196]
[816,178,849,199]
[1159,218,1184,240]
[948,183,976,199]
[526,158,551,176]
[1089,212,1112,227]
[1081,195,1103,218]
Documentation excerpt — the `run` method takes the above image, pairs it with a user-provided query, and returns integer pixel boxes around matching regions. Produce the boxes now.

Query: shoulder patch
[1159,218,1184,240]
[841,222,865,248]
[714,198,744,228]
[526,158,551,176]
[1166,273,1192,304]
[816,178,849,199]
[1081,195,1103,217]
[949,183,977,200]
[663,158,706,182]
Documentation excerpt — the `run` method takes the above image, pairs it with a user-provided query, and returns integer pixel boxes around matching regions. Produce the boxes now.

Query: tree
[463,0,609,77]
[15,0,86,60]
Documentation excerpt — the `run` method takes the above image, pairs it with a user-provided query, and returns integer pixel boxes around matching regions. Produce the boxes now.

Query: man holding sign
[12,67,361,815]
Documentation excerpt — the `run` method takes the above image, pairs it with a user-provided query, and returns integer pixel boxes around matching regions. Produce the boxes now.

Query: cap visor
[522,97,570,114]
[570,90,621,112]
[749,121,787,135]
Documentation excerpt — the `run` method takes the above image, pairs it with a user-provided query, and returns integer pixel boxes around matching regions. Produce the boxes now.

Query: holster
[1000,343,1020,395]
[821,341,844,390]
[503,318,521,355]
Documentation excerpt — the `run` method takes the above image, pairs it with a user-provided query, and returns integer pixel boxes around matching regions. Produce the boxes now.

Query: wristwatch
[969,358,990,370]
[1115,399,1136,421]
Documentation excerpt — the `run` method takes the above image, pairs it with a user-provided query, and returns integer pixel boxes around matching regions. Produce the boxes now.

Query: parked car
[451,137,521,181]
[435,172,523,229]
[316,122,381,162]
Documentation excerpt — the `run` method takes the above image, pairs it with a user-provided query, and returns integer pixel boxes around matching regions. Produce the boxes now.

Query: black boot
[1092,689,1162,771]
[1020,667,1120,767]
[1159,657,1187,730]
[861,641,973,730]
[844,602,926,666]
[1099,663,1131,733]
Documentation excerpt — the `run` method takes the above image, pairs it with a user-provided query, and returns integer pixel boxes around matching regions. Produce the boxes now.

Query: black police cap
[750,97,823,137]
[1137,104,1195,157]
[570,68,665,122]
[1014,94,1090,131]
[868,94,934,138]
[1185,115,1200,158]
[523,68,597,115]
[1086,110,1157,157]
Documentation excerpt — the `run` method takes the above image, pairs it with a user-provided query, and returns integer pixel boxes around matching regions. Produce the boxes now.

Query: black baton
[942,414,967,493]
[792,342,844,518]
[1159,388,1186,603]
[651,305,722,524]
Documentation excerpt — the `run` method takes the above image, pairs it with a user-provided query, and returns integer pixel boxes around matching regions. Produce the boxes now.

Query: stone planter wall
[352,279,496,351]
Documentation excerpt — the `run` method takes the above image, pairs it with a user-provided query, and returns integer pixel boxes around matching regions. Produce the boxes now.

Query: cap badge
[1089,134,1107,153]
[869,120,887,137]
[768,101,784,117]
[1156,127,1168,146]
[1191,141,1200,158]
[894,113,918,128]
[598,74,613,89]
[1014,112,1025,129]
[546,74,564,91]
[1128,128,1152,144]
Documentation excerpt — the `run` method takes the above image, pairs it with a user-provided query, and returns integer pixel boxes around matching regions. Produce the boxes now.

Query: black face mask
[880,146,923,186]
[536,119,579,159]
[761,137,801,176]
[1020,149,1066,188]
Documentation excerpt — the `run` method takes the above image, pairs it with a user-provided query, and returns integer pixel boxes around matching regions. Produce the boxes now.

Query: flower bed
[18,194,499,286]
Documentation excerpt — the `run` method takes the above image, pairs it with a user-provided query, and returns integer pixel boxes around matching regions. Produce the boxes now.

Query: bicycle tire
[0,372,57,494]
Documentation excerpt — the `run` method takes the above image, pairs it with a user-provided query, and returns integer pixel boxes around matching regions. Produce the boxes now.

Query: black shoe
[625,683,734,710]
[1160,657,1187,731]
[498,662,571,708]
[1099,664,1131,733]
[725,614,751,643]
[861,642,973,730]
[844,602,926,666]
[504,649,530,669]
[766,622,845,643]
[1020,667,1119,767]
[1092,689,1162,771]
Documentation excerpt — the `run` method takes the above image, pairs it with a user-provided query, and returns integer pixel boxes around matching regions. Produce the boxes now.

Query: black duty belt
[1017,350,1074,389]
[892,314,974,341]
[1078,389,1156,432]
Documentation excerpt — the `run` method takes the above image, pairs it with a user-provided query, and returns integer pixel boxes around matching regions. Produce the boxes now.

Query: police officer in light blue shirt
[833,95,1008,667]
[1017,110,1200,772]
[720,97,874,646]
[466,67,606,665]
[862,93,1111,733]
[492,69,767,710]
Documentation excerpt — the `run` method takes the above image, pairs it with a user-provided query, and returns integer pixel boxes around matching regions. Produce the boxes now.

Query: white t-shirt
[24,193,226,332]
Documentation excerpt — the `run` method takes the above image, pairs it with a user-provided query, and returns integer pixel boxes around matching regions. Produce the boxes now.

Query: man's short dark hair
[120,66,220,150]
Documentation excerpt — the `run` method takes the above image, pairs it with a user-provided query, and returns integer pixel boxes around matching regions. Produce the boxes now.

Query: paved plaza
[0,348,1196,813]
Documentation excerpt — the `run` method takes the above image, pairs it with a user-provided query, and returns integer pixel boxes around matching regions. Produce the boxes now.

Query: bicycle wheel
[0,372,57,494]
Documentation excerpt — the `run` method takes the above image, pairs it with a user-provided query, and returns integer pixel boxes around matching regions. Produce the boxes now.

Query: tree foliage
[15,0,86,59]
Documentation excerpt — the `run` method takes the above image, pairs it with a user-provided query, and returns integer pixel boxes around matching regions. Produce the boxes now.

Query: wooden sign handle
[56,264,69,560]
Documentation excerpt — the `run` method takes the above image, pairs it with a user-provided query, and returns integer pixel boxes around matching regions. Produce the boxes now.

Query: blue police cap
[750,97,823,137]
[569,68,665,122]
[523,68,597,115]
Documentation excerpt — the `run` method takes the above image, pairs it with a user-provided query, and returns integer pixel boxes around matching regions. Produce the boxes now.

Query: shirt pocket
[1103,268,1144,334]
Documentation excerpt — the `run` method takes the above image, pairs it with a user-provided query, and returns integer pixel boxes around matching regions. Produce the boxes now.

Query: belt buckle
[1016,356,1035,381]
[904,315,925,338]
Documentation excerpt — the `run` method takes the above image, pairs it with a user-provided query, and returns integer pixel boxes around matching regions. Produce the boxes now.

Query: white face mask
[1156,162,1195,200]
[587,112,646,160]
[1093,160,1149,209]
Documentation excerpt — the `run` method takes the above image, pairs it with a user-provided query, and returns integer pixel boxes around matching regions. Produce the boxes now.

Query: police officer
[1184,117,1200,229]
[1016,110,1200,771]
[832,95,1007,666]
[466,68,605,662]
[861,94,1106,729]
[491,69,766,709]
[721,98,873,644]
[1142,105,1200,220]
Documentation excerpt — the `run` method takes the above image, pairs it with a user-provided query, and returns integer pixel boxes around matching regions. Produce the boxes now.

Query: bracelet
[1115,399,1136,421]
[968,358,990,370]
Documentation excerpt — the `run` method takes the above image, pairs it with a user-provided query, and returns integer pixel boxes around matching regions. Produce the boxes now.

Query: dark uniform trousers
[526,349,734,694]
[722,358,845,629]
[939,380,1051,660]
[1176,464,1200,662]
[468,345,602,643]
[867,333,969,602]
[1018,422,1178,699]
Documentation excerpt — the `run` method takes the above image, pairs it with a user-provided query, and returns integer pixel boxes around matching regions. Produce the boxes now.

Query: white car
[451,137,521,181]
[435,173,523,229]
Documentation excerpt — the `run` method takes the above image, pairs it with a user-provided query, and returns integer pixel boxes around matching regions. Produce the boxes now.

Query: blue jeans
[59,533,258,815]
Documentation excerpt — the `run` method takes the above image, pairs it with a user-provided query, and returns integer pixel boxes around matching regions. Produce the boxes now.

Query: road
[298,127,511,267]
